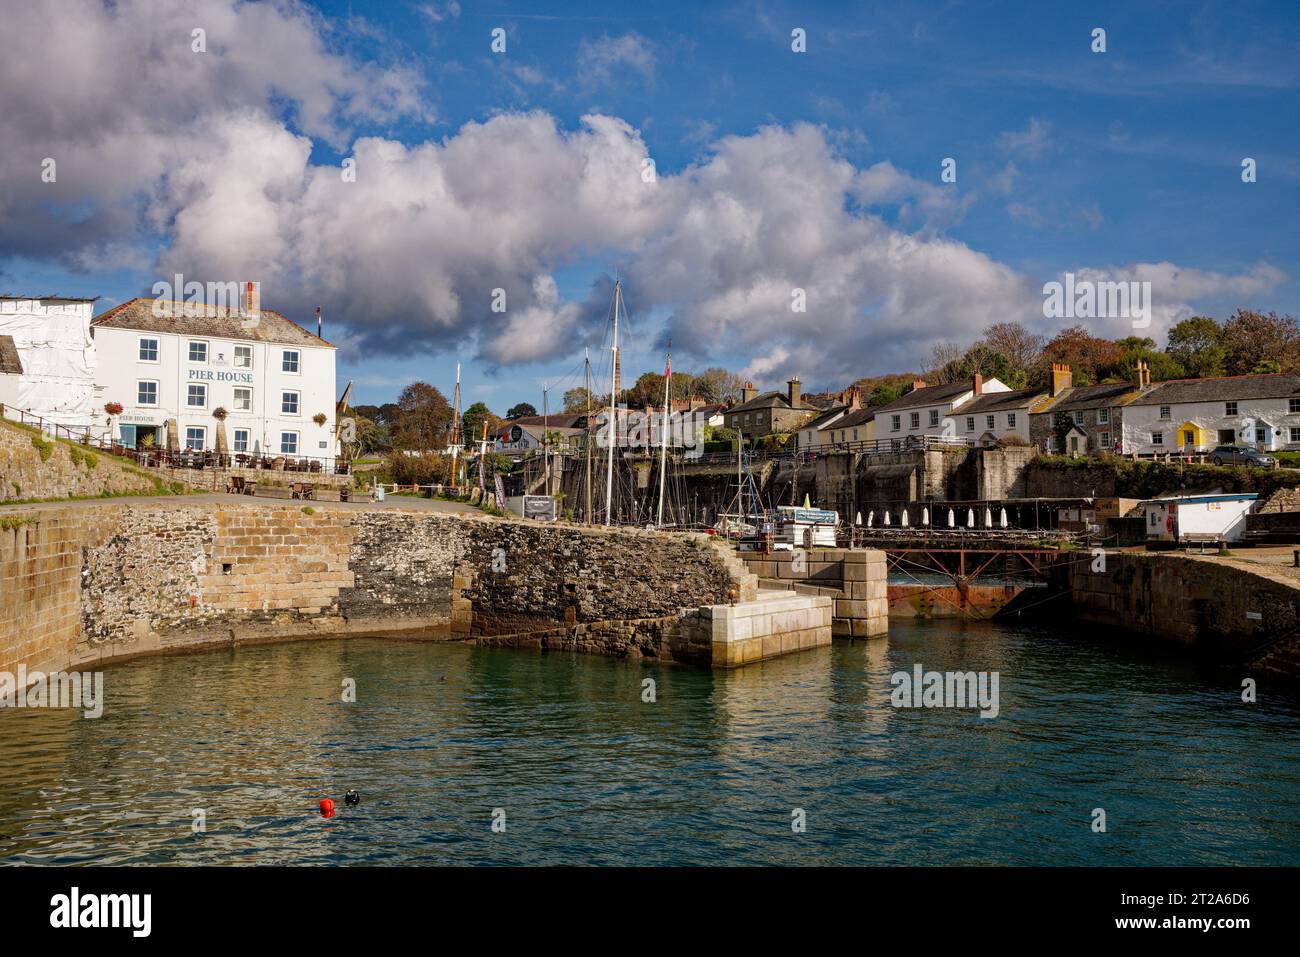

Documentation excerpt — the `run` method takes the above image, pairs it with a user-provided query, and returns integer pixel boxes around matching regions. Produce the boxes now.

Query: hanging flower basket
[212,407,229,420]
[104,401,124,416]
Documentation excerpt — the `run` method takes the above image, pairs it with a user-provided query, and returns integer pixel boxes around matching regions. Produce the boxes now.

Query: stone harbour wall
[0,502,750,676]
[0,419,164,503]
[1061,551,1300,671]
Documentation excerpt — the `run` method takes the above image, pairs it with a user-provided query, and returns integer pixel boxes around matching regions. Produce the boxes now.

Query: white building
[91,298,338,458]
[1142,493,1257,544]
[0,296,98,430]
[1121,373,1300,455]
[956,386,1048,447]
[876,376,1012,444]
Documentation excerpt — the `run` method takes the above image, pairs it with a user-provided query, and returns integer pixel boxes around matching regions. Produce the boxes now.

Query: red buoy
[319,799,335,818]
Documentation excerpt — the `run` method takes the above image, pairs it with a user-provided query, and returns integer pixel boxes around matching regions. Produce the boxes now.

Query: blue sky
[3,0,1297,412]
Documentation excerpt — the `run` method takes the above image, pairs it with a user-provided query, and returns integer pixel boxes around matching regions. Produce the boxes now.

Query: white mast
[604,281,620,526]
[450,362,461,485]
[656,346,670,528]
[542,382,549,497]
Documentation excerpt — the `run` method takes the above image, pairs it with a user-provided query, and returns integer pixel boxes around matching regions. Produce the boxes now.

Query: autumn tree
[978,321,1045,373]
[1220,309,1300,375]
[693,367,748,404]
[394,382,452,451]
[1034,325,1124,386]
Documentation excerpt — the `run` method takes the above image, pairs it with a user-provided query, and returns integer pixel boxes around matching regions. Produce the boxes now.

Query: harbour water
[1,621,1298,866]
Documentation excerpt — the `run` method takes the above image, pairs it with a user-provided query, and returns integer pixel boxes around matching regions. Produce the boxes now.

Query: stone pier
[742,547,890,638]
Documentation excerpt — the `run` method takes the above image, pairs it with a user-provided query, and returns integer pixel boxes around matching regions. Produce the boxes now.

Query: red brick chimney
[843,386,861,410]
[1049,363,1073,398]
[972,374,984,396]
[911,378,928,391]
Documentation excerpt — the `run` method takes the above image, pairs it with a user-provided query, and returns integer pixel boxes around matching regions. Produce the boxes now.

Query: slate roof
[92,298,333,348]
[1131,373,1300,406]
[509,413,587,429]
[873,381,972,413]
[803,405,849,430]
[0,335,22,375]
[824,406,877,430]
[961,387,1049,414]
[1037,381,1142,413]
[727,390,824,414]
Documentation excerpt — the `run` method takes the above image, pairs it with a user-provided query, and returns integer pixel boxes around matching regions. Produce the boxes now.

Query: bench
[256,485,295,500]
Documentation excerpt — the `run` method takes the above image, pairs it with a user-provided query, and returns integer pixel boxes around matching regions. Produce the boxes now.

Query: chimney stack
[972,373,984,396]
[912,378,928,391]
[741,381,759,403]
[844,386,861,410]
[787,376,802,408]
[1050,363,1073,398]
[1134,359,1150,390]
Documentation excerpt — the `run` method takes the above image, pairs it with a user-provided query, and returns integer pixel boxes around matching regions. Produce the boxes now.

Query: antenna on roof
[315,306,322,339]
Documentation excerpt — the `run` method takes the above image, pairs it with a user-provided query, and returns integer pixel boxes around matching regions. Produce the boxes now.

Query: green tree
[1110,336,1184,382]
[506,402,537,419]
[461,402,499,446]
[562,387,595,413]
[1165,316,1225,378]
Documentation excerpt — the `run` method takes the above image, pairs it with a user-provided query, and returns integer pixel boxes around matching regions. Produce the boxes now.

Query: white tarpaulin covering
[0,298,97,430]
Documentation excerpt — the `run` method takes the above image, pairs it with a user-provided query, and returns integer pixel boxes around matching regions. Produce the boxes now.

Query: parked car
[1209,445,1277,467]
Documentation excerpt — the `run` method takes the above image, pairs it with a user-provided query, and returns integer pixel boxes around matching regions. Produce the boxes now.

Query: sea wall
[0,502,747,676]
[1060,551,1300,674]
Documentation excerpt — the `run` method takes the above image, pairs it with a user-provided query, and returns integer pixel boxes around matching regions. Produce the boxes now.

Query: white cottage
[1122,373,1300,455]
[875,375,1012,446]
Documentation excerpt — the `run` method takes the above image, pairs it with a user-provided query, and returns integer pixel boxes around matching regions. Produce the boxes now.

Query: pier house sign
[188,369,254,383]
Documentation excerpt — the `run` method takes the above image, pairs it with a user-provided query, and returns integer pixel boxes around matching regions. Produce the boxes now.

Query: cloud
[1,0,1287,389]
[997,118,1052,160]
[577,32,656,85]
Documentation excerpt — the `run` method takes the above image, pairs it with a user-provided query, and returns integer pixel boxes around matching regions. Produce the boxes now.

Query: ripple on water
[1,623,1299,865]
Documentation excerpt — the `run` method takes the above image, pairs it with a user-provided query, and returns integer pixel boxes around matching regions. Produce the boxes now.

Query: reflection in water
[1,621,1298,865]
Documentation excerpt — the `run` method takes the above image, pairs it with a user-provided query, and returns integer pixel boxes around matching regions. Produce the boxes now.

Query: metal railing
[0,403,352,475]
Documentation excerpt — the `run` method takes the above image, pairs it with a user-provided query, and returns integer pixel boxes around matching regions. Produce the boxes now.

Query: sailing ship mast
[656,345,670,528]
[584,348,593,524]
[542,383,550,497]
[603,280,621,526]
[449,362,462,486]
